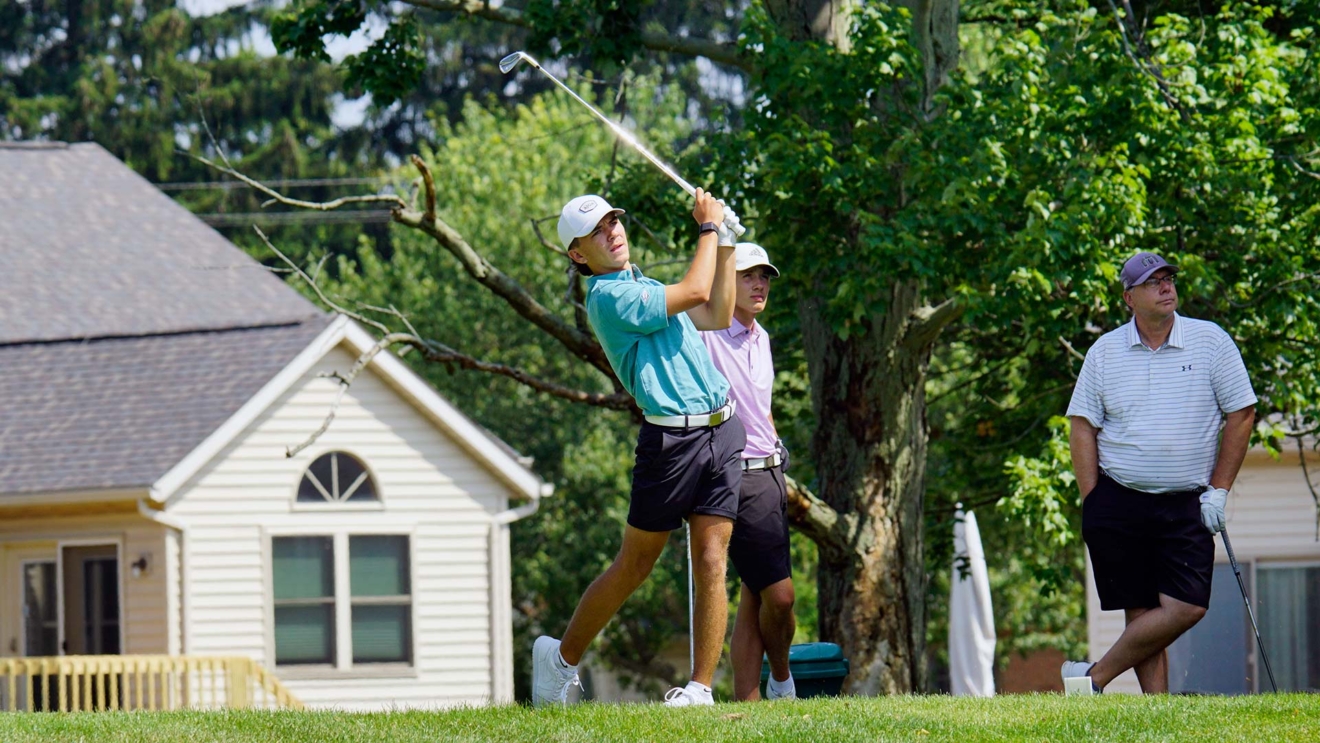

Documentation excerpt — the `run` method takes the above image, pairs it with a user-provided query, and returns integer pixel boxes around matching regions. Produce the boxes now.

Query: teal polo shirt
[586,266,730,417]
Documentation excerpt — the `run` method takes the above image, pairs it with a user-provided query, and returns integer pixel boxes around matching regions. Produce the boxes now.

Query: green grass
[1,694,1317,742]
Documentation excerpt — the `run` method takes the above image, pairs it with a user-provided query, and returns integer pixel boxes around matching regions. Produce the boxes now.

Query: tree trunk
[764,0,961,695]
[798,280,948,694]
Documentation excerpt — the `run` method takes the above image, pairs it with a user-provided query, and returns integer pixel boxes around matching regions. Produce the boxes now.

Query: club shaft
[521,58,697,197]
[686,522,694,673]
[1222,529,1279,692]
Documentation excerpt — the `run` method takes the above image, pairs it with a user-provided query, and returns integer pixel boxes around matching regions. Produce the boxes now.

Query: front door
[61,546,121,656]
[22,560,60,710]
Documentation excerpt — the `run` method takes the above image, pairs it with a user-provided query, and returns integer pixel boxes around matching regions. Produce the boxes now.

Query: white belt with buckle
[644,401,736,428]
[742,453,782,472]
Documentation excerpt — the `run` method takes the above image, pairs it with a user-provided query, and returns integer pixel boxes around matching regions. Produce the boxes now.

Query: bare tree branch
[397,156,615,377]
[400,0,748,70]
[1294,435,1320,540]
[530,215,568,256]
[903,296,963,351]
[1105,0,1190,121]
[183,151,407,212]
[248,227,636,456]
[409,336,636,411]
[1058,335,1086,363]
[785,475,851,559]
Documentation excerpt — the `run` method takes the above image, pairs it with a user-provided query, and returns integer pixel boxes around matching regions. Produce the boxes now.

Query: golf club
[686,522,695,673]
[1222,527,1279,692]
[499,51,745,236]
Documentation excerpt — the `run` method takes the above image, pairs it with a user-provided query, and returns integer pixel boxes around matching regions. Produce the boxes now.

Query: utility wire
[199,210,395,226]
[157,176,390,191]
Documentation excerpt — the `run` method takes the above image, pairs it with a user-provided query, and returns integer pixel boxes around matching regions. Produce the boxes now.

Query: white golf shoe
[531,636,580,707]
[663,682,715,707]
[766,674,797,700]
[1061,660,1101,695]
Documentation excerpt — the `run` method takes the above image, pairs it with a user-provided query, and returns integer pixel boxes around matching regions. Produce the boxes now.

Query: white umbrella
[949,506,996,696]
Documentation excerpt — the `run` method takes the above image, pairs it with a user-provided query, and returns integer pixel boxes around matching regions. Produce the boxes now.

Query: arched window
[297,452,378,503]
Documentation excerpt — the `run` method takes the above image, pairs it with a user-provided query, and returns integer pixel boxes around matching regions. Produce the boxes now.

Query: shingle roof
[0,320,333,494]
[0,142,319,343]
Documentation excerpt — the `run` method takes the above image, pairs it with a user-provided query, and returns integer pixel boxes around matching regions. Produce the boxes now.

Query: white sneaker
[531,636,580,707]
[766,674,797,700]
[1061,660,1100,695]
[663,682,715,707]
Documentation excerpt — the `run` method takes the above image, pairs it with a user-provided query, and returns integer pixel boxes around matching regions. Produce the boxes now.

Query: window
[271,535,413,669]
[349,536,412,664]
[298,452,377,503]
[272,537,336,665]
[1258,564,1320,692]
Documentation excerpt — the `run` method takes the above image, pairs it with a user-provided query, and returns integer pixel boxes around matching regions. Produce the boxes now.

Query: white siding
[170,345,514,710]
[0,515,170,656]
[1088,448,1320,693]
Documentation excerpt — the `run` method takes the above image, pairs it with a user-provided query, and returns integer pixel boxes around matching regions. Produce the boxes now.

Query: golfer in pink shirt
[700,242,796,701]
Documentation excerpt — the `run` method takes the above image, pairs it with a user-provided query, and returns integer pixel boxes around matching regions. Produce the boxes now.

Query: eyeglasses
[1138,275,1177,289]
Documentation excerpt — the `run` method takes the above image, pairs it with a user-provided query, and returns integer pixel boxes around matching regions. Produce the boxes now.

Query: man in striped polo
[1062,251,1257,694]
[531,190,745,708]
[700,243,797,701]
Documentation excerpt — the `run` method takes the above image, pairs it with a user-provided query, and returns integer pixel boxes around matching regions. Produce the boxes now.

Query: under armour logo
[579,199,597,212]
[1182,364,1193,371]
[641,290,650,303]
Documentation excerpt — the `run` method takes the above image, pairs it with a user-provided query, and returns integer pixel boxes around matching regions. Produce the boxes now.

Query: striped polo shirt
[1066,313,1257,493]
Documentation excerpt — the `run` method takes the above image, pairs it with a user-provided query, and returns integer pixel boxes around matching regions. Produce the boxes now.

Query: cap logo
[752,247,766,257]
[1142,255,1158,267]
[578,199,598,213]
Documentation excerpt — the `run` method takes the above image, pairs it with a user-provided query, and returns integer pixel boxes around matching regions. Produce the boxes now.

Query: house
[1087,441,1320,694]
[0,142,549,710]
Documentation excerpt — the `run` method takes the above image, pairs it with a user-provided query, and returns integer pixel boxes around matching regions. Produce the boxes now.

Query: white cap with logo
[558,195,626,250]
[734,242,780,277]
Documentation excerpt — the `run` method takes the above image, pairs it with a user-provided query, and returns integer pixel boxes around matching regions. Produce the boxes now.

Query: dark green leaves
[272,0,367,63]
[524,0,644,66]
[344,17,426,106]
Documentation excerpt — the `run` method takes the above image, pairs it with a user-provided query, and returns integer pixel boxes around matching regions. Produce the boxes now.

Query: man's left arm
[1209,405,1255,491]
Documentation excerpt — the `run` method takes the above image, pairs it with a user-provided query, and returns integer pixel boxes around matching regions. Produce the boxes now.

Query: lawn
[1,694,1316,742]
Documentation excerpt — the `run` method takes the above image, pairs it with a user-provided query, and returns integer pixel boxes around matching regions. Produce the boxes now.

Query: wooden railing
[0,656,304,712]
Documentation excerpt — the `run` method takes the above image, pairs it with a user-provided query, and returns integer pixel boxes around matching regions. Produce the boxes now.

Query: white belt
[644,401,736,428]
[742,453,782,472]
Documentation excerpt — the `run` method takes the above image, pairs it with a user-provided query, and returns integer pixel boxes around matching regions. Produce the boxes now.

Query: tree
[243,0,1320,694]
[0,0,405,262]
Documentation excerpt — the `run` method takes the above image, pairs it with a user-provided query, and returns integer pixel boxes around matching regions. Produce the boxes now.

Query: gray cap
[1121,251,1178,289]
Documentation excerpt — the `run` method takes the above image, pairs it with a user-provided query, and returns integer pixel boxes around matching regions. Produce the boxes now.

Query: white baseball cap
[558,195,626,250]
[735,242,780,278]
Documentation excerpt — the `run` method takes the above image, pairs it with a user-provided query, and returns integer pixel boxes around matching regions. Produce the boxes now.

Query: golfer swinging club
[1062,251,1257,694]
[700,243,797,701]
[532,189,744,707]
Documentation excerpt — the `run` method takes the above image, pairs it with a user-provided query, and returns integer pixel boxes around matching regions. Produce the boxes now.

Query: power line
[157,176,391,192]
[198,210,395,227]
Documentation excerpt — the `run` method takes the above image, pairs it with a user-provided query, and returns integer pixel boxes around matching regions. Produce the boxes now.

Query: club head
[499,51,531,74]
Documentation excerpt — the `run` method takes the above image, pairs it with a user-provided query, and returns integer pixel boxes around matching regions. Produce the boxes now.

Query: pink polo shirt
[700,317,778,458]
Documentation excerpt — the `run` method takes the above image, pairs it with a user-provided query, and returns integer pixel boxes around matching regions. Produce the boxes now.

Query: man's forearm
[704,245,737,326]
[1069,417,1100,498]
[1209,407,1255,491]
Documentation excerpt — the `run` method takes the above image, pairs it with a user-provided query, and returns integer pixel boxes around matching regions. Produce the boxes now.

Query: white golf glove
[716,220,735,247]
[720,201,745,238]
[1199,487,1228,534]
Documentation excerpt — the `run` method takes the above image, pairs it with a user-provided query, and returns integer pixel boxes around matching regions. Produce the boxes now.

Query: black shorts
[1082,473,1214,610]
[728,466,792,594]
[627,415,745,532]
